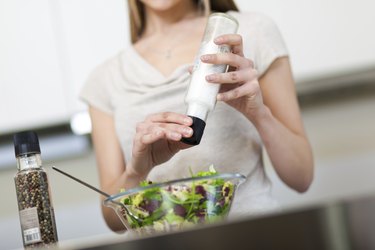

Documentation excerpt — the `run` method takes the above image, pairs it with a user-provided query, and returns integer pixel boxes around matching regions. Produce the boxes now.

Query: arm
[255,57,313,192]
[89,106,144,232]
[89,106,194,231]
[202,35,313,192]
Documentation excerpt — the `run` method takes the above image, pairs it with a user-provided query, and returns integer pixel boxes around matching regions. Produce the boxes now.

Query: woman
[80,0,314,232]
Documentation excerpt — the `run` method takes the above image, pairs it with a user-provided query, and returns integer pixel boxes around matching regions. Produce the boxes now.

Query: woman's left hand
[201,34,266,122]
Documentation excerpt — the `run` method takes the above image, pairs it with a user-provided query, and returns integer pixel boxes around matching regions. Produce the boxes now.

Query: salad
[119,166,236,233]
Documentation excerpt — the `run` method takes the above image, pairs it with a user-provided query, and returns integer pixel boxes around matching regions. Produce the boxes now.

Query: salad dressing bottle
[181,13,239,145]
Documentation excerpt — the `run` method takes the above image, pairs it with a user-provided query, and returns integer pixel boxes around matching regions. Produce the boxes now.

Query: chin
[140,0,188,12]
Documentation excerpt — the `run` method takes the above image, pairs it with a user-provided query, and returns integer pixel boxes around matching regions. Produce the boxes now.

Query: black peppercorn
[14,131,58,249]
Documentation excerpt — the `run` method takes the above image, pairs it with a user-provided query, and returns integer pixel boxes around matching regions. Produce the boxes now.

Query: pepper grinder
[14,131,58,249]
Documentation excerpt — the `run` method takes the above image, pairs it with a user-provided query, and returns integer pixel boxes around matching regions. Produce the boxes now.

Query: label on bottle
[19,207,42,245]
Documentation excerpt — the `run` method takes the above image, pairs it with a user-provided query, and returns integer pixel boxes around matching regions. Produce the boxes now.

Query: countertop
[53,192,375,250]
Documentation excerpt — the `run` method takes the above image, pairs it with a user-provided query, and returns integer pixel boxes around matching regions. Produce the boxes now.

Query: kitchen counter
[55,192,375,250]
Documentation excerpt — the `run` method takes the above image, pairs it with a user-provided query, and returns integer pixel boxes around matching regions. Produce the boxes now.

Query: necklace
[146,31,192,60]
[143,16,204,60]
[150,45,175,60]
[164,48,172,60]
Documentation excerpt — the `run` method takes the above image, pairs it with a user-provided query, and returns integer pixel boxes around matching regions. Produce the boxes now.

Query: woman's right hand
[127,112,194,178]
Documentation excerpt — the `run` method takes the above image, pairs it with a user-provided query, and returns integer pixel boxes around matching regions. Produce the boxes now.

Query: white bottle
[181,13,239,145]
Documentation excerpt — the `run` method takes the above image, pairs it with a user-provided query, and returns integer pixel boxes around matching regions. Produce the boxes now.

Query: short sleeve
[79,61,114,114]
[229,11,289,77]
[253,13,289,76]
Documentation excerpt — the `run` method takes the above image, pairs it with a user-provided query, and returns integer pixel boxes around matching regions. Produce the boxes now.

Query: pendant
[165,49,172,59]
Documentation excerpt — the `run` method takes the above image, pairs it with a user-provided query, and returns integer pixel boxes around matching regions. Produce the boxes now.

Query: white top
[80,11,288,218]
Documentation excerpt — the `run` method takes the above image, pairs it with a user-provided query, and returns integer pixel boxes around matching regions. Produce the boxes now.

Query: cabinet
[0,0,127,134]
[0,0,68,133]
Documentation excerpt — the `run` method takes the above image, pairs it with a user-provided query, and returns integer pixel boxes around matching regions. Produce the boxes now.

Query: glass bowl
[103,173,246,235]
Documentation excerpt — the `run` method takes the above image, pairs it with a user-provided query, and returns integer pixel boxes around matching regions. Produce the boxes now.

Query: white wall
[1,0,375,133]
[0,0,127,134]
[236,0,375,80]
[0,0,69,133]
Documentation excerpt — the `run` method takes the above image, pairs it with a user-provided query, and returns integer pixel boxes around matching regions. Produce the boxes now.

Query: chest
[134,25,205,77]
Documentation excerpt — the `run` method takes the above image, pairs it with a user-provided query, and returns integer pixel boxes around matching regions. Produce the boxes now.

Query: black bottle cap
[181,116,206,145]
[13,131,41,157]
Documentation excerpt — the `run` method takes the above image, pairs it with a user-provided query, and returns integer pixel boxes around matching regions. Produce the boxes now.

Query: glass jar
[14,131,58,248]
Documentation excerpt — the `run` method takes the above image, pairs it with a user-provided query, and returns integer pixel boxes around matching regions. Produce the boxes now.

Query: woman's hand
[201,34,266,123]
[201,35,314,192]
[128,112,193,178]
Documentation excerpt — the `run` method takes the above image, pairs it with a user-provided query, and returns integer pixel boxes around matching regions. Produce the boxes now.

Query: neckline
[127,45,192,80]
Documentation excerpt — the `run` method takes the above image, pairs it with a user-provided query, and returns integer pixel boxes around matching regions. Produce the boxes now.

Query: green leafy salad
[119,166,236,232]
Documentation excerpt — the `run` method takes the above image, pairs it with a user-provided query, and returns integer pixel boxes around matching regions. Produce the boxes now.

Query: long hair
[128,0,239,43]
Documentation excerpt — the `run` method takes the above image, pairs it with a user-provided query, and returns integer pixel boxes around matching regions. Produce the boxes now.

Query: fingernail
[201,55,210,61]
[206,75,215,81]
[217,93,223,101]
[214,37,223,43]
[184,117,192,125]
[184,128,193,135]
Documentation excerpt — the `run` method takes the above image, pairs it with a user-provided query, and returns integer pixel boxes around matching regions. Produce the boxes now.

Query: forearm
[100,166,147,232]
[105,167,147,195]
[250,106,314,192]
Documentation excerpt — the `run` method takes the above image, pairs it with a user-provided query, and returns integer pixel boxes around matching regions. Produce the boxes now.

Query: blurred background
[1,0,374,249]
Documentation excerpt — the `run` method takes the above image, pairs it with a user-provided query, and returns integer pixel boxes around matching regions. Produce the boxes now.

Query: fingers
[133,129,162,153]
[134,129,164,149]
[187,65,193,74]
[133,126,186,153]
[142,129,181,143]
[214,34,244,56]
[206,68,258,84]
[134,112,194,150]
[217,80,260,102]
[145,112,192,125]
[136,123,193,139]
[150,123,193,138]
[200,33,251,72]
[139,112,193,139]
[134,128,181,153]
[201,34,252,72]
[201,53,253,70]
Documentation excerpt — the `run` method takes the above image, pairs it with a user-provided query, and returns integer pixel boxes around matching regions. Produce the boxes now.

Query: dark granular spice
[15,168,58,248]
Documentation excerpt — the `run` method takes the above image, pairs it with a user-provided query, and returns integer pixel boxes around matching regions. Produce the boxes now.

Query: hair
[128,0,239,43]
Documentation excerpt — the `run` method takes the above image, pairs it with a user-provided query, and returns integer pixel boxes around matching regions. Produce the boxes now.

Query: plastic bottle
[181,13,239,145]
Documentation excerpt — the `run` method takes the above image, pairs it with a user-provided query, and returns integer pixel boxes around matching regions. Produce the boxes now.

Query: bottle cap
[13,131,41,157]
[180,116,206,145]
